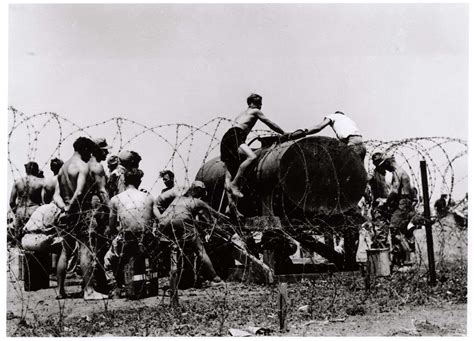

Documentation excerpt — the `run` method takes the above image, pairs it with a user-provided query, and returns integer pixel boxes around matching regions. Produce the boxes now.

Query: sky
[6,3,469,196]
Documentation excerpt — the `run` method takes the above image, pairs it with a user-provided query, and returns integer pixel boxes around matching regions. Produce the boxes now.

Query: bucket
[367,248,391,277]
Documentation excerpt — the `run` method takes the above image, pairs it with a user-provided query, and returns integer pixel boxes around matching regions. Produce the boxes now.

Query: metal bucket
[367,248,391,277]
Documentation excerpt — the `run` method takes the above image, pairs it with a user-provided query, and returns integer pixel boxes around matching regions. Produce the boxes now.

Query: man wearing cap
[305,111,366,161]
[9,161,45,244]
[158,181,229,287]
[53,136,108,300]
[107,150,142,197]
[106,155,119,174]
[377,154,417,266]
[42,158,64,204]
[105,168,159,293]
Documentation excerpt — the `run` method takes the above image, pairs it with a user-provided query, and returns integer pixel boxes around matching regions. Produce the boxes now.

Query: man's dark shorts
[220,127,247,177]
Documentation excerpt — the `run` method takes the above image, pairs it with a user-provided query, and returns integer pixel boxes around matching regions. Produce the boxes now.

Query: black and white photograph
[4,1,469,337]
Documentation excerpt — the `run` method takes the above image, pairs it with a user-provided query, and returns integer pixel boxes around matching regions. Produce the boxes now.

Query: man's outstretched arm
[306,117,331,135]
[256,111,286,134]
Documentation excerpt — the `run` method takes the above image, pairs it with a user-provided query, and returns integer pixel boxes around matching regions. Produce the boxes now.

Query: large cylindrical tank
[195,136,367,218]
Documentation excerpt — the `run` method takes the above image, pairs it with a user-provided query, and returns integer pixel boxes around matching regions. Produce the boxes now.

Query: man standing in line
[89,138,113,293]
[42,158,64,204]
[220,93,286,211]
[54,136,108,300]
[434,194,449,218]
[106,168,158,292]
[305,111,366,161]
[107,150,142,197]
[9,161,44,244]
[155,170,185,214]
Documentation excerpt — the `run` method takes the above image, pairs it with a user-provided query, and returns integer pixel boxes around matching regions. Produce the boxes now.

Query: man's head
[107,155,119,172]
[441,194,448,199]
[73,137,96,162]
[184,181,207,199]
[92,137,112,161]
[159,170,175,189]
[118,150,142,169]
[24,161,39,176]
[50,158,64,175]
[124,168,144,188]
[371,152,386,168]
[247,93,263,109]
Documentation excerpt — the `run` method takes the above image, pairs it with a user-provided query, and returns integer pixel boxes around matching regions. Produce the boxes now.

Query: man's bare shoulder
[89,160,105,176]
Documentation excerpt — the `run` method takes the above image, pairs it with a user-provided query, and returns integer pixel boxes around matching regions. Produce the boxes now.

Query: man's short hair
[73,137,95,154]
[124,168,144,187]
[119,150,142,169]
[50,158,64,174]
[159,169,175,179]
[247,93,262,106]
[24,161,39,176]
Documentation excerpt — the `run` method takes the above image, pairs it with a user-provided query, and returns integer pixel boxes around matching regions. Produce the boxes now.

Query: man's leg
[79,236,109,300]
[194,236,221,283]
[56,234,75,298]
[229,143,256,198]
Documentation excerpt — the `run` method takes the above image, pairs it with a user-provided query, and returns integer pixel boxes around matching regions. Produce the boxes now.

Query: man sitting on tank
[304,111,366,161]
[105,168,159,295]
[158,181,229,287]
[220,93,287,214]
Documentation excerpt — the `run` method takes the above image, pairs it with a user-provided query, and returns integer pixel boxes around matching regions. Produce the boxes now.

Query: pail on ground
[367,248,391,277]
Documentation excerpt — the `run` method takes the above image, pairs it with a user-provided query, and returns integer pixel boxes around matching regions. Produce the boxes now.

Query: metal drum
[196,136,367,218]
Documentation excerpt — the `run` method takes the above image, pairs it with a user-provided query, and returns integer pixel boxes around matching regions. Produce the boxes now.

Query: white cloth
[23,203,60,234]
[324,113,361,140]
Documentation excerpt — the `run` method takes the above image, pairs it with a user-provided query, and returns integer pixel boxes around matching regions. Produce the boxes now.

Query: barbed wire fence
[6,107,468,336]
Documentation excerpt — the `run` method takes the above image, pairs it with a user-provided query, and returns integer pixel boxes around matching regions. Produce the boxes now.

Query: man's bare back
[110,188,154,233]
[391,166,413,197]
[42,175,57,204]
[12,176,44,208]
[233,108,261,136]
[57,155,93,210]
[160,196,209,226]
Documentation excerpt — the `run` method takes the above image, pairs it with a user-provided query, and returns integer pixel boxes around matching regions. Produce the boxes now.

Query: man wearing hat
[376,154,417,266]
[158,181,229,287]
[107,150,142,197]
[9,161,45,244]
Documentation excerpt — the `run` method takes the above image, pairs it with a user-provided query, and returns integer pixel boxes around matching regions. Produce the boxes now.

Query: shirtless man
[380,155,416,266]
[159,181,229,287]
[106,168,158,289]
[42,158,64,204]
[305,111,366,161]
[53,136,108,300]
[155,170,184,214]
[9,161,44,243]
[89,138,112,292]
[220,93,286,203]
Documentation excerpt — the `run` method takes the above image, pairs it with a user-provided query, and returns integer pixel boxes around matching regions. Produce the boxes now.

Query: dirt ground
[6,268,467,337]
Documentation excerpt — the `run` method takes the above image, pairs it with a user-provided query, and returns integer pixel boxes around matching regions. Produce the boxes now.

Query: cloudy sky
[7,3,469,195]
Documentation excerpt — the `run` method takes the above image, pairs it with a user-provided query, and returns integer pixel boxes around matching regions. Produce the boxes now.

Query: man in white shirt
[306,111,366,161]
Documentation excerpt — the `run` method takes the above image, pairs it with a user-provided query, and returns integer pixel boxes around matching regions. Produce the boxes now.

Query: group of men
[10,92,428,297]
[10,136,227,300]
